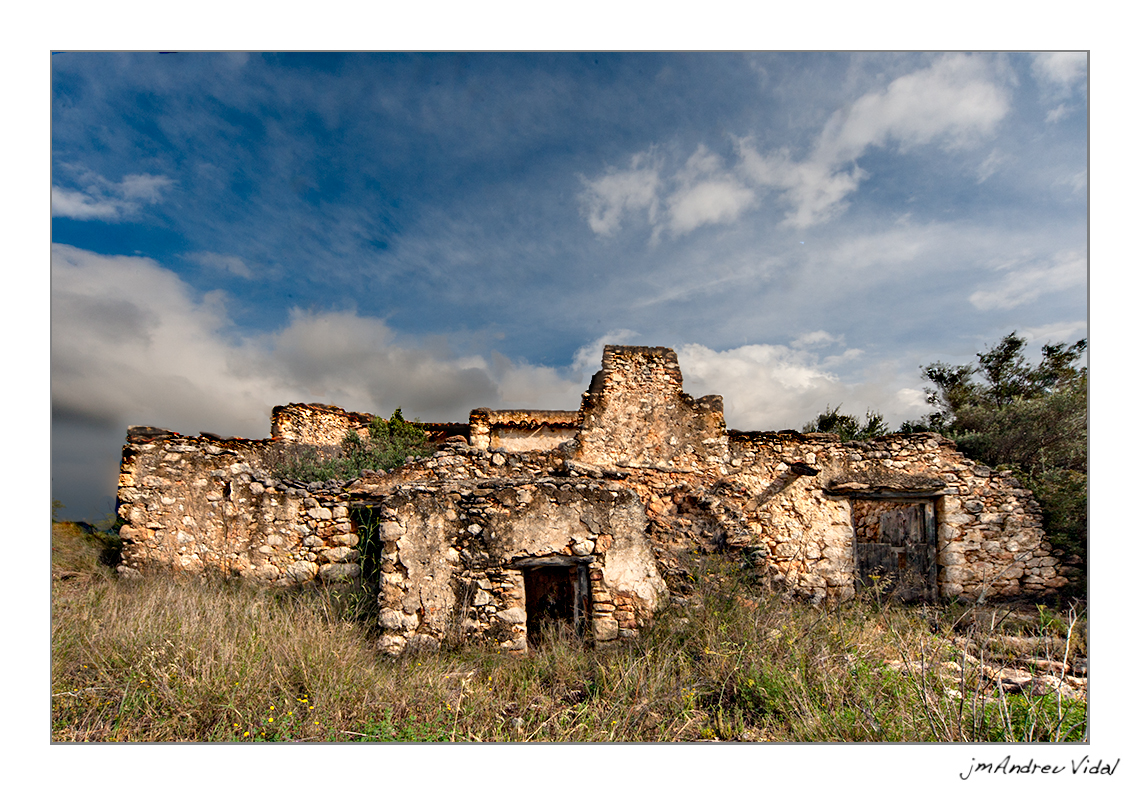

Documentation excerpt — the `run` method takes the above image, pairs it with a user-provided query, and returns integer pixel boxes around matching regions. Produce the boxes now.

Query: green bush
[900,333,1087,588]
[802,405,891,440]
[270,408,435,483]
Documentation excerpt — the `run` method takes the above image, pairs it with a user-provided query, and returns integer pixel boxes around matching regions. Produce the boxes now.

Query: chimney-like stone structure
[574,345,728,471]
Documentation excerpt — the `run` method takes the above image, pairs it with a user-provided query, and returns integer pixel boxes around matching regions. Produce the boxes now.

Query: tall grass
[51,524,1086,742]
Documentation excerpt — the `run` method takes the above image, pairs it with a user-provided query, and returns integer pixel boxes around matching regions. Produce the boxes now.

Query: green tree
[910,332,1087,572]
[803,405,891,441]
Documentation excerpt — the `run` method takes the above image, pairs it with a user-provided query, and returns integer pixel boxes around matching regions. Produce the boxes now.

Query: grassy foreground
[51,522,1087,742]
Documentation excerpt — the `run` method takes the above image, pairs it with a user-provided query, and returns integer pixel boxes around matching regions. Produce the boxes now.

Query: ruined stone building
[117,346,1065,654]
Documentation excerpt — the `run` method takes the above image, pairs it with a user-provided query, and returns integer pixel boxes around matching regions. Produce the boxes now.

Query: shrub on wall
[270,409,435,482]
[802,405,891,440]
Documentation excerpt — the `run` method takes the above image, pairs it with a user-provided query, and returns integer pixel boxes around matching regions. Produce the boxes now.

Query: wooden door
[853,501,936,601]
[523,564,591,644]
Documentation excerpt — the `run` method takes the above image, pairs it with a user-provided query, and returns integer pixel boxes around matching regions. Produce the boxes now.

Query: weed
[267,409,435,483]
[51,538,1086,742]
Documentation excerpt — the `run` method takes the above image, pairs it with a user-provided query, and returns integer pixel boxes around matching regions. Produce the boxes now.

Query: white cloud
[1057,169,1087,196]
[51,245,595,438]
[665,178,756,236]
[976,149,1005,183]
[581,55,1010,237]
[50,187,124,220]
[735,146,865,229]
[969,250,1087,310]
[663,145,756,236]
[821,223,932,273]
[822,348,864,368]
[581,145,757,241]
[52,244,267,433]
[1032,53,1087,120]
[119,173,175,202]
[253,308,508,418]
[1045,103,1073,124]
[578,153,660,236]
[188,251,255,279]
[1032,52,1087,91]
[1020,321,1089,348]
[677,342,839,429]
[791,330,842,349]
[738,54,1010,228]
[676,342,924,432]
[490,352,592,410]
[895,388,928,413]
[51,172,174,221]
[816,54,1009,160]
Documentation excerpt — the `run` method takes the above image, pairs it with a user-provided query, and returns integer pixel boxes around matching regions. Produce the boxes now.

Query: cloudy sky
[50,51,1088,520]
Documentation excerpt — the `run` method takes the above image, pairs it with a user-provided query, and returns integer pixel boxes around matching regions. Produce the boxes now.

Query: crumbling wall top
[590,345,685,398]
[272,402,469,446]
[471,409,580,428]
[574,345,727,470]
[271,403,373,446]
[468,408,580,451]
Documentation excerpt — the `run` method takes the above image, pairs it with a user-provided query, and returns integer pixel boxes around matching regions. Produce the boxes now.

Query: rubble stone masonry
[117,428,358,586]
[117,345,1063,653]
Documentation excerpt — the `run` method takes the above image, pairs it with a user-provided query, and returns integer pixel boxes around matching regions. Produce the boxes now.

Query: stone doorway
[517,556,592,646]
[853,500,937,601]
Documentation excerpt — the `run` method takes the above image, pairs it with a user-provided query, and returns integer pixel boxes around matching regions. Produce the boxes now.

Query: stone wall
[272,402,471,447]
[356,453,666,654]
[116,427,360,586]
[574,346,727,471]
[116,344,1065,656]
[715,431,1060,602]
[468,409,579,452]
[346,416,1056,614]
[271,403,373,446]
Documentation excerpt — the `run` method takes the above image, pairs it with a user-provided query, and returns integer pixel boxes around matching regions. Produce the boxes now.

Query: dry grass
[51,524,1086,742]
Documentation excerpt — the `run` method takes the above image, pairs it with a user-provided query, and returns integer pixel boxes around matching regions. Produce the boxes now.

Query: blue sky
[50,52,1088,520]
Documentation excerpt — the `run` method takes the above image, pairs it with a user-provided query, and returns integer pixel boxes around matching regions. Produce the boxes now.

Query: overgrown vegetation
[804,332,1088,592]
[268,408,435,483]
[52,520,123,574]
[907,333,1087,590]
[802,405,891,441]
[52,528,1086,742]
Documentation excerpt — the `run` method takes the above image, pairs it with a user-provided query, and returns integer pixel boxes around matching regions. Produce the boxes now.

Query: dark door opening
[522,562,590,646]
[853,500,937,601]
